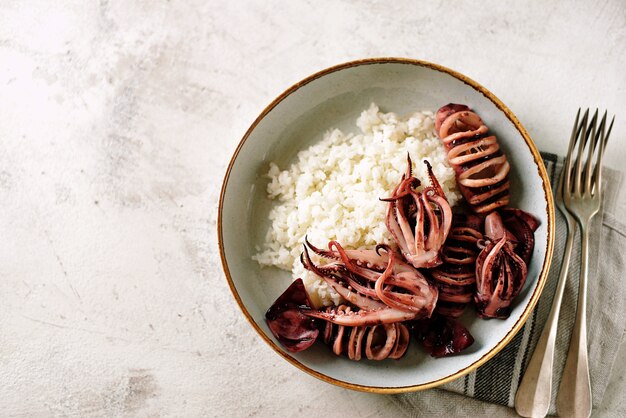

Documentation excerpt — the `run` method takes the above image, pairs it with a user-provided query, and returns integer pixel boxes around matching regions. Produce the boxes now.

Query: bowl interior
[220,60,552,391]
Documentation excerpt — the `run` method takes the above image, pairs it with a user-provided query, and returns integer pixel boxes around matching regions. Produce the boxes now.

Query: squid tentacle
[384,156,453,269]
[474,212,531,319]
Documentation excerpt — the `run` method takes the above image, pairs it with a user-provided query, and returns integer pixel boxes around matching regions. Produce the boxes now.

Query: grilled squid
[302,240,438,319]
[265,279,320,353]
[474,211,538,319]
[431,214,483,318]
[435,104,511,213]
[316,305,410,360]
[264,276,413,360]
[265,239,441,360]
[383,155,453,268]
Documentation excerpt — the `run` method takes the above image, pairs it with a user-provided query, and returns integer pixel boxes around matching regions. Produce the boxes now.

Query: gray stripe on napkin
[392,154,626,416]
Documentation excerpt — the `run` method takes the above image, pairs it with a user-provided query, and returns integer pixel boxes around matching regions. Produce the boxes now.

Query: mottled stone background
[1,1,624,416]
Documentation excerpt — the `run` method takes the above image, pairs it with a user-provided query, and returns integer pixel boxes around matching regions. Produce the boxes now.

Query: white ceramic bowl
[219,58,555,393]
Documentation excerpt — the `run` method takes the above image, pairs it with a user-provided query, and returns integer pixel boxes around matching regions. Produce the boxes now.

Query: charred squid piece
[371,244,438,316]
[300,244,418,323]
[300,244,391,312]
[318,305,411,361]
[431,214,483,318]
[435,104,511,214]
[474,212,529,319]
[303,240,439,319]
[265,279,319,353]
[383,155,453,269]
[411,313,475,357]
[500,208,540,231]
[435,103,471,133]
[499,208,540,265]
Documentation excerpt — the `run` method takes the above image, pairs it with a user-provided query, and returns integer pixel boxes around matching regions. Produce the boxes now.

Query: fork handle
[514,220,576,417]
[556,225,592,418]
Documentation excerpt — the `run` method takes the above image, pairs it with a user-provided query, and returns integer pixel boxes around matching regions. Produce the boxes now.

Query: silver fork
[514,149,578,415]
[556,109,614,418]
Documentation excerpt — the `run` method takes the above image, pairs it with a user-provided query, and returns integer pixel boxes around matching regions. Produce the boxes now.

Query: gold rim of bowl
[217,57,556,394]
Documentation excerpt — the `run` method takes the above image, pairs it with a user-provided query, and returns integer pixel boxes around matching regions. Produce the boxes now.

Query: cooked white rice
[253,103,460,308]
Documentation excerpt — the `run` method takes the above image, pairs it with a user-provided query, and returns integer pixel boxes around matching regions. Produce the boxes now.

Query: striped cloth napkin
[393,153,626,416]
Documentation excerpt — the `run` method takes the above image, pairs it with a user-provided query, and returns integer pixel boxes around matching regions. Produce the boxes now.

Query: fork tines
[564,108,615,198]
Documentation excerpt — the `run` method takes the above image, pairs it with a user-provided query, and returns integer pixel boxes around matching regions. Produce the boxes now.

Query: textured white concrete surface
[1,1,625,417]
